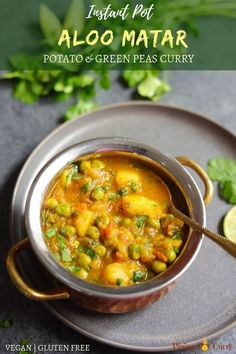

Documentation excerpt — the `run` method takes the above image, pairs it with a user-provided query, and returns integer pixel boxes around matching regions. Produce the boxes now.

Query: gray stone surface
[0,71,235,354]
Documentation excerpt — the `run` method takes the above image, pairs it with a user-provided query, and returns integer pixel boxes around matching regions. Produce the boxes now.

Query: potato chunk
[122,195,161,218]
[75,210,95,237]
[103,263,129,285]
[115,170,140,189]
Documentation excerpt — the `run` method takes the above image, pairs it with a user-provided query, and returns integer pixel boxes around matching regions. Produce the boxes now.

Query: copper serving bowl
[6,137,213,313]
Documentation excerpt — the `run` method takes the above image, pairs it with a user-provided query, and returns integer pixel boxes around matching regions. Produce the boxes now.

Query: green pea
[148,218,160,229]
[129,182,137,193]
[87,226,100,240]
[61,225,76,237]
[128,244,140,260]
[55,203,72,218]
[152,261,167,274]
[92,187,105,200]
[96,214,110,229]
[80,237,93,248]
[165,249,177,263]
[116,278,123,286]
[77,268,88,280]
[77,252,91,268]
[104,234,118,249]
[46,198,58,209]
[94,244,106,257]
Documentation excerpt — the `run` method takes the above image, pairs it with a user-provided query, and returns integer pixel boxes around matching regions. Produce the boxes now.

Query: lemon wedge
[223,205,236,243]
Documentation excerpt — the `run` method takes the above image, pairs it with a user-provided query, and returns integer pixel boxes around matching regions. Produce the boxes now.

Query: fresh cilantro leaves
[3,0,236,120]
[40,4,62,46]
[3,69,99,119]
[45,228,57,238]
[64,0,85,35]
[133,270,146,283]
[207,157,236,204]
[123,70,170,101]
[135,215,148,228]
[208,158,236,182]
[64,99,98,121]
[84,247,97,260]
[221,180,236,204]
[61,248,72,262]
[19,337,34,354]
[118,187,129,196]
[122,70,147,87]
[0,317,34,354]
[1,2,170,120]
[0,316,14,329]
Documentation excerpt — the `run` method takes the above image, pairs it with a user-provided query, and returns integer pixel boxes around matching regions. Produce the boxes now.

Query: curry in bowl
[41,155,184,287]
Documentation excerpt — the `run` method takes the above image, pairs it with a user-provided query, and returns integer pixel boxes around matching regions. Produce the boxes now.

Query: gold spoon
[167,193,236,259]
[120,153,236,257]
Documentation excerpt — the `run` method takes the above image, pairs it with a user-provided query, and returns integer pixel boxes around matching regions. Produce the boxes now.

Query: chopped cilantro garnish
[57,235,66,249]
[108,192,119,201]
[19,337,33,354]
[171,231,182,240]
[118,187,129,196]
[84,248,96,260]
[45,228,57,238]
[129,182,137,193]
[66,265,80,273]
[72,173,83,180]
[82,181,92,193]
[135,215,148,228]
[61,248,72,262]
[133,270,146,283]
[174,247,180,255]
[0,316,14,329]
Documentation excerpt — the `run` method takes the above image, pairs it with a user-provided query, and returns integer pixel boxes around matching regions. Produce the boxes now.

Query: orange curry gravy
[41,155,184,286]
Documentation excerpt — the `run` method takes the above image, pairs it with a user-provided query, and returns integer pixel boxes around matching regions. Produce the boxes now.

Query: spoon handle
[170,207,236,258]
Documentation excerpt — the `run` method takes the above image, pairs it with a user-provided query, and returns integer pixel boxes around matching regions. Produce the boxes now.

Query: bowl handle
[176,156,214,206]
[6,238,70,301]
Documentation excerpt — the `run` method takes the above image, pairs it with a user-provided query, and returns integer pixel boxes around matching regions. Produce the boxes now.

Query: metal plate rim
[10,101,236,352]
[43,302,236,352]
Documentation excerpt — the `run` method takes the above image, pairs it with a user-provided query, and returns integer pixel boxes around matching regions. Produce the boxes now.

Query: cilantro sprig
[207,157,236,204]
[19,337,34,354]
[2,0,236,120]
